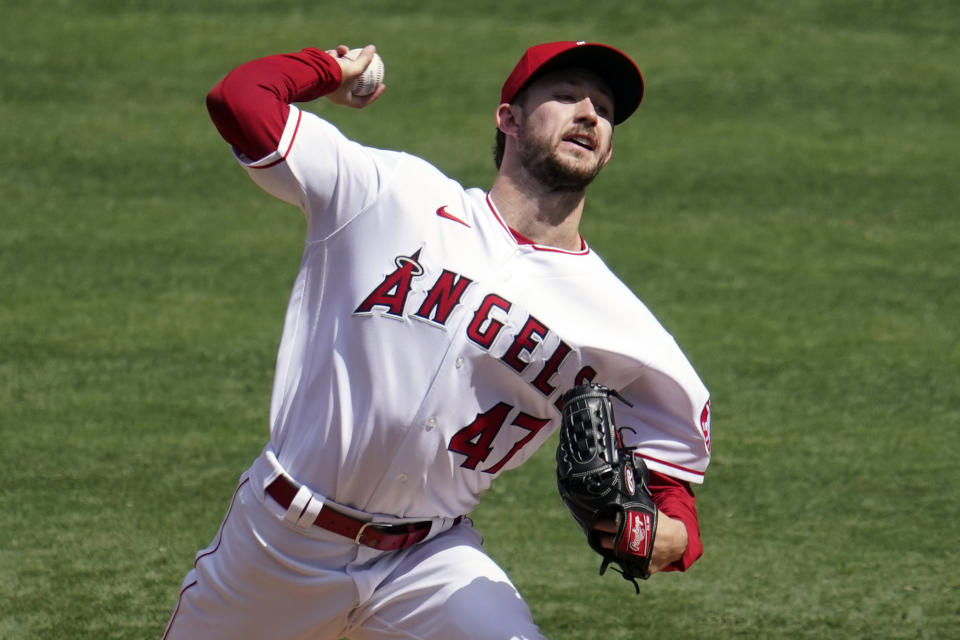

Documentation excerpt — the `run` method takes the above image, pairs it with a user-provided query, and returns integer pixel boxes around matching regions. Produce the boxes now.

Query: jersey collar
[485,193,590,255]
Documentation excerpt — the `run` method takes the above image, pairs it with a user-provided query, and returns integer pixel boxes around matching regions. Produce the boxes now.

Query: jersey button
[455,357,464,369]
[396,473,408,483]
[425,416,437,431]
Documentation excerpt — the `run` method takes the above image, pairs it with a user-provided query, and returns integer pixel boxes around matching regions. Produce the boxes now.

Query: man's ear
[496,103,521,137]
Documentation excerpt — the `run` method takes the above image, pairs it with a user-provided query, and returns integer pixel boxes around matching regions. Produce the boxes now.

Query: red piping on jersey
[249,108,303,170]
[637,453,706,478]
[484,193,590,255]
[280,109,303,160]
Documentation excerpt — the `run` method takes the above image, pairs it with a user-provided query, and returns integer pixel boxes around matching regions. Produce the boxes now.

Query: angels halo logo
[700,399,712,452]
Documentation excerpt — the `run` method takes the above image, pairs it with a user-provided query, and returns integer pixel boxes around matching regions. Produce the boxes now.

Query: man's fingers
[593,518,618,550]
[324,44,384,108]
[351,44,377,67]
[350,83,387,107]
[330,44,375,70]
[593,519,618,534]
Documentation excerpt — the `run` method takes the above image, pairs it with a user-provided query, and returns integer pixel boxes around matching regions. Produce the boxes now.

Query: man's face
[513,68,616,192]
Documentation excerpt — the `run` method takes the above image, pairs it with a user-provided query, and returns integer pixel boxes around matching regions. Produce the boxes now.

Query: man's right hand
[325,44,386,108]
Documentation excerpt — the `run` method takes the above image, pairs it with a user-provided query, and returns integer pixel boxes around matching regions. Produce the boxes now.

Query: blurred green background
[1,1,958,638]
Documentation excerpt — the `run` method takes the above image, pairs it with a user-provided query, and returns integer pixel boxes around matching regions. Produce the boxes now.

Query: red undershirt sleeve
[648,469,703,572]
[206,47,343,161]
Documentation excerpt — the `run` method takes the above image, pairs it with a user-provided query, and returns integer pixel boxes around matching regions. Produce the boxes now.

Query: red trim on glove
[648,470,703,572]
[206,48,343,160]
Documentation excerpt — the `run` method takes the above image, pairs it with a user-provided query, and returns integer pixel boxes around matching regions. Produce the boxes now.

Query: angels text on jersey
[353,246,599,473]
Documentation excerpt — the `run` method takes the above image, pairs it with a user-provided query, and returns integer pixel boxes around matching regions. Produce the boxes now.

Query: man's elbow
[206,80,230,125]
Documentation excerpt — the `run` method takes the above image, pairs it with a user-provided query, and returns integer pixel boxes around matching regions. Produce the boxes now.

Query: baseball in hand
[346,48,385,97]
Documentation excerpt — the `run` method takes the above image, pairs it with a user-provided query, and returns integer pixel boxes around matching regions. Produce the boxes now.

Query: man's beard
[517,128,607,192]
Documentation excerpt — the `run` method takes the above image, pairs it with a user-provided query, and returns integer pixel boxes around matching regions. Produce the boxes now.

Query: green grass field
[2,1,958,638]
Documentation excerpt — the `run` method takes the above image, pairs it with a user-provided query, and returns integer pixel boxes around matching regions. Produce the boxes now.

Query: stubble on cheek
[517,128,607,192]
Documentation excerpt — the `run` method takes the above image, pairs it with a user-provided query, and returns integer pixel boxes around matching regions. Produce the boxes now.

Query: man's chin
[517,141,605,192]
[543,156,603,191]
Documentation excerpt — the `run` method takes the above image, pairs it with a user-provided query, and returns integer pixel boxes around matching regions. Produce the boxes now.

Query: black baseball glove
[556,383,658,592]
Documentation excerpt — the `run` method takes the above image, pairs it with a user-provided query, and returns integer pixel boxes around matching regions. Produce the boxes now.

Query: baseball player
[163,41,712,639]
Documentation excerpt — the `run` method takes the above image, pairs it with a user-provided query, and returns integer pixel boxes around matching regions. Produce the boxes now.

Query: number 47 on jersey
[448,402,549,475]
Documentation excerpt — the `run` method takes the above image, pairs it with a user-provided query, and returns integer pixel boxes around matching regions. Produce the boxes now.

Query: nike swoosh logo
[436,205,471,228]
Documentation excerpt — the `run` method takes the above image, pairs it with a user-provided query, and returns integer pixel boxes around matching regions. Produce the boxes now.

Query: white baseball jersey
[240,105,711,520]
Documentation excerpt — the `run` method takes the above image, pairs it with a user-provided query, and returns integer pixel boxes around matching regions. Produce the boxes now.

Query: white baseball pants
[162,473,545,639]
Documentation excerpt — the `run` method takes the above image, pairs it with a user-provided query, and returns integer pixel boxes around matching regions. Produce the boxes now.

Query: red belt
[265,476,455,551]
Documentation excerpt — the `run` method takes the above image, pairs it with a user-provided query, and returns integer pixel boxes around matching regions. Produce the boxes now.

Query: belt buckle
[354,521,375,544]
[355,520,431,550]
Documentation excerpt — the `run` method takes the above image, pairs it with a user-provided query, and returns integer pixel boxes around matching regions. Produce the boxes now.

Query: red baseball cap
[500,41,644,125]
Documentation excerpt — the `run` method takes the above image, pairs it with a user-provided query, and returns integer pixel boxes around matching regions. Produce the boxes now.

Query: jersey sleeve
[206,47,404,241]
[618,353,711,485]
[241,107,406,241]
[609,310,712,484]
[523,252,713,485]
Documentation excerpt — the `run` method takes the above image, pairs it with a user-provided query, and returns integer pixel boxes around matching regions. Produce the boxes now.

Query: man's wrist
[651,511,688,572]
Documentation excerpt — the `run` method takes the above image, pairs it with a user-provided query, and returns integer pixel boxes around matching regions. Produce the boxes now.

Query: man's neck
[489,172,586,251]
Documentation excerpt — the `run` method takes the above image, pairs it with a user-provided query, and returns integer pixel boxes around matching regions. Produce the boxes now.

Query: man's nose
[574,99,599,125]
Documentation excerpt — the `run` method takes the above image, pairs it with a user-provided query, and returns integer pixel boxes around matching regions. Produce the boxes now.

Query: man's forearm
[650,511,689,573]
[205,48,343,159]
[648,469,703,572]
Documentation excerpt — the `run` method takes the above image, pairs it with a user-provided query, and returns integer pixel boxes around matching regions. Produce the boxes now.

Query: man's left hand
[594,511,688,574]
